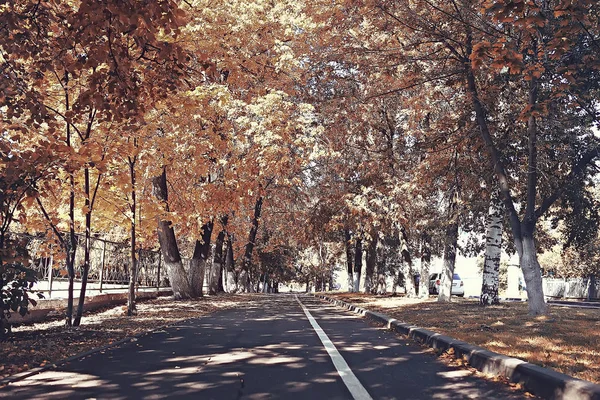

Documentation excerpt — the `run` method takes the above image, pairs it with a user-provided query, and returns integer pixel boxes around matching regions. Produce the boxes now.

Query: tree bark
[152,168,193,299]
[241,197,263,292]
[190,221,214,297]
[66,172,76,327]
[481,192,503,306]
[224,234,236,292]
[520,227,546,312]
[210,229,226,295]
[464,31,547,314]
[364,233,377,293]
[127,157,137,315]
[438,212,458,302]
[73,167,92,326]
[400,227,416,297]
[419,233,431,298]
[353,237,363,292]
[344,229,354,292]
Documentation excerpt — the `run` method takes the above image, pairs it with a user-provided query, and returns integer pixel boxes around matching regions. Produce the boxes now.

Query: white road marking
[295,295,373,400]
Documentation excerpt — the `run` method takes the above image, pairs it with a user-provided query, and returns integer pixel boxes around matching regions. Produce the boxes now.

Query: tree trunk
[400,227,416,297]
[364,234,377,293]
[520,229,547,314]
[419,233,431,298]
[481,192,503,306]
[588,274,597,301]
[353,237,363,292]
[224,234,236,292]
[190,221,214,297]
[66,171,77,327]
[152,169,193,298]
[128,158,137,315]
[376,274,387,294]
[64,74,75,328]
[464,32,547,314]
[73,167,92,327]
[392,269,403,295]
[242,197,263,285]
[344,229,354,292]
[438,219,458,302]
[210,229,226,295]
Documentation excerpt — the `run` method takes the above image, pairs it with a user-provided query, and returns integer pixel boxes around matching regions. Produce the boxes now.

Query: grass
[323,292,600,385]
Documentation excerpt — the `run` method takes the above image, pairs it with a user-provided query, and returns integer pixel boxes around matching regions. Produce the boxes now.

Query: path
[1,295,528,399]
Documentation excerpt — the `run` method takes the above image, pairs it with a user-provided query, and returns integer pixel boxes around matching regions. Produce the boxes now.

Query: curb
[313,294,600,400]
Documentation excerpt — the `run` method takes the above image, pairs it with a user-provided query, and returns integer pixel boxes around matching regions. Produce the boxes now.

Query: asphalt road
[1,294,529,399]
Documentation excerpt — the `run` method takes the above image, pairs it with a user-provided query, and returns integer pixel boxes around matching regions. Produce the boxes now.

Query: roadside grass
[323,292,600,385]
[0,294,254,383]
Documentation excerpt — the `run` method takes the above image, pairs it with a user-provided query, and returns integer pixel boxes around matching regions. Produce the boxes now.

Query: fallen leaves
[0,294,250,384]
[325,292,600,385]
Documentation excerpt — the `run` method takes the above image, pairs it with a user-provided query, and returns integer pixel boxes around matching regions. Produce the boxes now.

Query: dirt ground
[323,292,600,385]
[0,294,253,383]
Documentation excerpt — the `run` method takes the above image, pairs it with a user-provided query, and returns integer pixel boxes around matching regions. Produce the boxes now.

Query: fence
[6,232,169,299]
[543,276,599,301]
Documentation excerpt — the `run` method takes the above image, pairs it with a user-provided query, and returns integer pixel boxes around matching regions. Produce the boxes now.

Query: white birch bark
[481,193,503,305]
[418,234,431,298]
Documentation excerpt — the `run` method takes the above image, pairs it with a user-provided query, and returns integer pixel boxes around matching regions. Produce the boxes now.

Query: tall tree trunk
[66,172,76,327]
[73,167,92,326]
[127,157,138,315]
[392,268,403,295]
[520,227,546,311]
[464,31,547,315]
[152,168,193,298]
[400,227,416,297]
[344,229,354,292]
[419,233,431,298]
[588,274,597,301]
[190,221,214,297]
[353,237,363,292]
[438,204,459,302]
[481,192,503,306]
[241,197,263,292]
[210,229,226,295]
[224,234,236,292]
[63,72,75,327]
[364,233,377,293]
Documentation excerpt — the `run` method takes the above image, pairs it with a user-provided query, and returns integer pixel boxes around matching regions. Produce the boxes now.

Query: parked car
[429,273,465,297]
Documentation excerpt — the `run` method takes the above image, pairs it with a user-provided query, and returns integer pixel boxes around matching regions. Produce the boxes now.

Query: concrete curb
[313,294,600,400]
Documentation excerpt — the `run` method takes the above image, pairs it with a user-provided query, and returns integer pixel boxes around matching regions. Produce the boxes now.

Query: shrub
[1,264,43,340]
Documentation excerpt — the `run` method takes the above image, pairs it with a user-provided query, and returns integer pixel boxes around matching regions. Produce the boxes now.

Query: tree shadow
[2,295,528,399]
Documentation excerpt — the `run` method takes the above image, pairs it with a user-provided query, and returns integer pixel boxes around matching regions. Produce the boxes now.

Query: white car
[429,273,465,297]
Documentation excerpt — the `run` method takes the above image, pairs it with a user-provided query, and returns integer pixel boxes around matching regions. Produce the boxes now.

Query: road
[1,295,528,399]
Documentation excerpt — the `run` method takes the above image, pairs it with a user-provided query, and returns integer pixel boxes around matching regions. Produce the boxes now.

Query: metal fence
[543,277,599,300]
[7,232,169,299]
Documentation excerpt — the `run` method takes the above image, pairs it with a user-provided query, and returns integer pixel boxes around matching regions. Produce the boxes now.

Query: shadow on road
[1,295,527,399]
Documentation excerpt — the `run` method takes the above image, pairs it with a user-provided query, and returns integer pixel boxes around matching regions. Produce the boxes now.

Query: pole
[157,251,161,292]
[99,240,106,293]
[47,256,54,299]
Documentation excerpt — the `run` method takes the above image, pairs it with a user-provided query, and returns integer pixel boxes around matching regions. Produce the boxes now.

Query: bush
[1,264,43,340]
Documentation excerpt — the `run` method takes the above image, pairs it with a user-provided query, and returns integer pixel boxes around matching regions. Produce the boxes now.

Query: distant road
[2,295,528,399]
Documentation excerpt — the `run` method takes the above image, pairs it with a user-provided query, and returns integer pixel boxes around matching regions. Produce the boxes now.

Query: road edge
[312,294,600,400]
